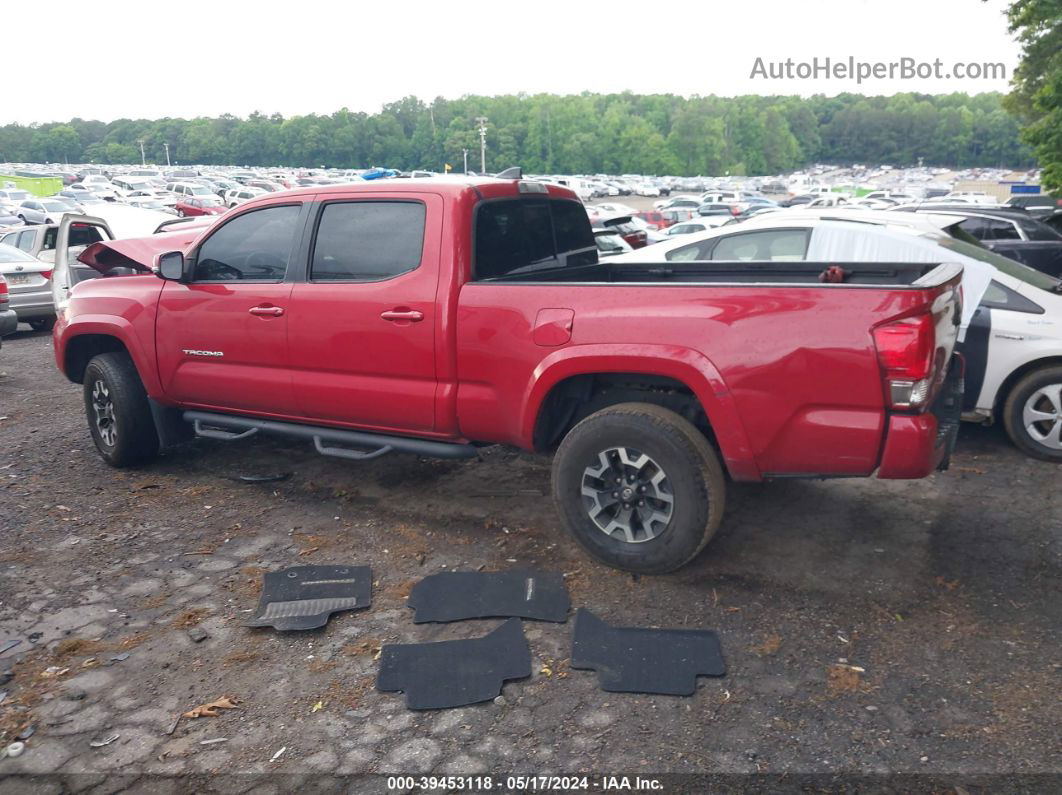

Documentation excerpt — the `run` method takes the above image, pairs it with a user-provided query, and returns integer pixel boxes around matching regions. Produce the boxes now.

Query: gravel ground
[0,325,1059,792]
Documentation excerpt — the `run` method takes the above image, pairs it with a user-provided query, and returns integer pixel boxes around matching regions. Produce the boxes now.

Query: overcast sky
[7,0,1020,125]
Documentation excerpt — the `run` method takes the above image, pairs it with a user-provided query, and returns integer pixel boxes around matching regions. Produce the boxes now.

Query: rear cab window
[473,198,597,280]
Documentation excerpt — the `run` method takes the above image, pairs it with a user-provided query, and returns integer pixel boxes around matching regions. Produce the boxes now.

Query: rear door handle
[249,305,284,316]
[380,309,424,322]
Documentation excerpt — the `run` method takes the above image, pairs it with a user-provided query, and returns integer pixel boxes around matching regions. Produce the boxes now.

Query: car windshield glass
[43,201,71,211]
[189,186,212,195]
[5,191,30,200]
[936,236,1060,292]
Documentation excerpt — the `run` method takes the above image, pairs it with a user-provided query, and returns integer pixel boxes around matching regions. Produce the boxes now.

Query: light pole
[163,142,171,167]
[136,139,146,166]
[463,148,469,175]
[475,116,488,174]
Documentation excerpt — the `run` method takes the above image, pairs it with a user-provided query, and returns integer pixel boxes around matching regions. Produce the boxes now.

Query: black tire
[552,402,726,574]
[28,317,55,332]
[83,352,160,467]
[1002,366,1062,462]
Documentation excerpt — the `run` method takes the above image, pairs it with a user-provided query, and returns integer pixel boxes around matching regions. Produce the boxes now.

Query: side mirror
[157,251,186,282]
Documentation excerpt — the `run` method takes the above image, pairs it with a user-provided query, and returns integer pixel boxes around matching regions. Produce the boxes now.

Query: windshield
[936,236,1060,292]
[43,201,73,211]
[189,186,212,195]
[4,190,30,201]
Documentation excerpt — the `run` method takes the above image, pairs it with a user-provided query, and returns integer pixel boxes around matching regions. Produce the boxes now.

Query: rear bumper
[10,291,55,320]
[0,308,17,337]
[877,354,963,479]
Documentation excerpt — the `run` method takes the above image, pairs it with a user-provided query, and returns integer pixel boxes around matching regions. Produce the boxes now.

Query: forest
[0,91,1035,175]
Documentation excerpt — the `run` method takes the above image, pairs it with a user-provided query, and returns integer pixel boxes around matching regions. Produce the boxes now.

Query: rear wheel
[1003,366,1062,462]
[83,352,160,467]
[28,317,55,332]
[552,402,726,574]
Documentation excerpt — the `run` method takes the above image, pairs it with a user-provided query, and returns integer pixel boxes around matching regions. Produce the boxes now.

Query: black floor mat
[245,565,372,631]
[377,618,531,709]
[407,569,570,623]
[570,609,725,695]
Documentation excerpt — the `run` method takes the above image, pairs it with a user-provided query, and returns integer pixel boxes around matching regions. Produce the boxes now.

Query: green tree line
[0,92,1034,175]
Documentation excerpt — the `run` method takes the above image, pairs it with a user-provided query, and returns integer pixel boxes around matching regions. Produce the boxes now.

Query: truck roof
[264,176,580,203]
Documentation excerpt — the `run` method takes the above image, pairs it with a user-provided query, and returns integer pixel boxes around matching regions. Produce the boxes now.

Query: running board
[183,411,478,460]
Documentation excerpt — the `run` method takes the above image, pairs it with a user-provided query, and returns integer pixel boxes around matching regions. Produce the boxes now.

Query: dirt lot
[0,326,1059,791]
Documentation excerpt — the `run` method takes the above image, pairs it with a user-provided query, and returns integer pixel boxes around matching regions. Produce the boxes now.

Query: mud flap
[376,619,531,710]
[245,565,372,631]
[407,569,570,623]
[570,609,725,695]
[932,354,965,471]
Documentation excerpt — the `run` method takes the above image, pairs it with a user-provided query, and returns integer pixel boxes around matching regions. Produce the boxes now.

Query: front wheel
[83,352,160,467]
[1003,366,1062,461]
[552,402,726,574]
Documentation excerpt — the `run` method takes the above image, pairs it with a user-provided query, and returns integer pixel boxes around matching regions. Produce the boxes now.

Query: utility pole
[463,148,469,175]
[475,116,488,174]
[163,142,171,167]
[136,139,146,166]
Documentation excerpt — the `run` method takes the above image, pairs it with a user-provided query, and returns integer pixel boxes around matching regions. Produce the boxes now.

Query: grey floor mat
[376,618,531,709]
[407,569,570,623]
[570,609,725,695]
[245,565,371,630]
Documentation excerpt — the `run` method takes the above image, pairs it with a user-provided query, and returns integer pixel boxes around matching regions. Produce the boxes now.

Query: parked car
[1005,194,1062,218]
[52,176,963,574]
[127,197,178,214]
[594,215,648,248]
[895,205,1062,278]
[0,274,18,345]
[665,221,712,237]
[17,198,82,225]
[166,182,218,201]
[223,187,267,208]
[0,242,55,330]
[0,189,33,204]
[176,197,226,217]
[593,228,633,257]
[696,203,739,224]
[653,196,701,212]
[245,180,286,193]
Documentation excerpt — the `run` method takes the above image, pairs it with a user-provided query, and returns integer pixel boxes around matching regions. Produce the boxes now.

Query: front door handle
[380,309,424,323]
[249,305,284,317]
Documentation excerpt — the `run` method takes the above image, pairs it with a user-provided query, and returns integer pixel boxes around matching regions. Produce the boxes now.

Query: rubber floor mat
[570,609,725,695]
[376,618,531,709]
[245,565,371,631]
[408,569,570,623]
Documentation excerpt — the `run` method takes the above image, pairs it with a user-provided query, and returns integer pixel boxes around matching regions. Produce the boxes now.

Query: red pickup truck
[52,175,964,573]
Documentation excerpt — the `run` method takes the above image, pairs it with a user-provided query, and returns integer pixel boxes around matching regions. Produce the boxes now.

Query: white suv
[224,187,267,208]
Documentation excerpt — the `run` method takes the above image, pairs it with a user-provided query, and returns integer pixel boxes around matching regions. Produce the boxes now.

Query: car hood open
[76,231,196,274]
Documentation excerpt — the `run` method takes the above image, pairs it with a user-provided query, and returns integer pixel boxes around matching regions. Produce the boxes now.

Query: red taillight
[873,314,935,409]
[41,270,53,281]
[0,278,8,307]
[731,206,740,215]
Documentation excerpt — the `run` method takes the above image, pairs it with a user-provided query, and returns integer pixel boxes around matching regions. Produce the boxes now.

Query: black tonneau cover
[481,260,949,287]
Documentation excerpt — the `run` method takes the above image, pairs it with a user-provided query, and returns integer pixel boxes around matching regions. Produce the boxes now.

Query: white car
[614,208,1062,460]
[665,221,712,237]
[224,187,267,208]
[653,195,701,212]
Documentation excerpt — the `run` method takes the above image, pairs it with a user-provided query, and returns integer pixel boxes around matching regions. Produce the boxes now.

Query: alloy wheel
[91,379,117,447]
[1023,383,1062,450]
[581,446,674,543]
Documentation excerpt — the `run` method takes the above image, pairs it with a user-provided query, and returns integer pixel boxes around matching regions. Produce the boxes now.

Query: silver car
[0,243,54,330]
[17,198,82,225]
